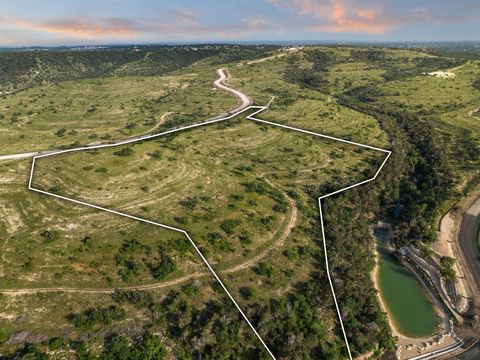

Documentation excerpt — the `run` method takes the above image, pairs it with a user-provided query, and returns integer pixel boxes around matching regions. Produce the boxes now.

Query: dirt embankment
[434,188,480,312]
[433,188,480,355]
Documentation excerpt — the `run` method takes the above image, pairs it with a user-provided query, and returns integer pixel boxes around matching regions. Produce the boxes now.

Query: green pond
[374,227,438,337]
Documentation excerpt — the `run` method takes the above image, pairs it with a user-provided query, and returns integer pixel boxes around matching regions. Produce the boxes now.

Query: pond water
[374,227,438,338]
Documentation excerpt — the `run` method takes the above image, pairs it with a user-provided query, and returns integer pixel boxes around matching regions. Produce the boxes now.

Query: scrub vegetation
[1,44,479,359]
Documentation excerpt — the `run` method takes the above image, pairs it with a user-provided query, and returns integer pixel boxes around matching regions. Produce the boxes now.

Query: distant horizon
[1,39,479,50]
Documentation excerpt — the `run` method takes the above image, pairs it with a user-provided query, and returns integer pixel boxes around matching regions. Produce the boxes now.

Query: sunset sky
[1,0,479,46]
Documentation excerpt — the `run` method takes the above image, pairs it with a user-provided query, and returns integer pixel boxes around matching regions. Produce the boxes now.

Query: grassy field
[19,106,386,357]
[0,67,236,154]
[227,49,389,147]
[31,107,384,284]
[373,60,480,186]
[0,159,205,289]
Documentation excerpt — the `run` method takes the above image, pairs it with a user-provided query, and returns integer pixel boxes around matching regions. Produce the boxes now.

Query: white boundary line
[27,105,391,360]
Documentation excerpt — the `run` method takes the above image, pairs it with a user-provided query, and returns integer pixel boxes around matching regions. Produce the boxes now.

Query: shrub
[254,262,274,278]
[112,290,154,309]
[207,232,232,251]
[171,238,191,254]
[220,219,241,235]
[113,147,133,156]
[47,337,64,350]
[178,197,198,209]
[55,128,67,137]
[149,150,161,159]
[440,256,456,280]
[239,233,252,245]
[242,180,268,194]
[81,235,94,248]
[68,305,125,330]
[150,255,176,280]
[473,78,480,90]
[41,229,57,243]
[239,287,256,300]
[182,282,199,297]
[22,257,33,270]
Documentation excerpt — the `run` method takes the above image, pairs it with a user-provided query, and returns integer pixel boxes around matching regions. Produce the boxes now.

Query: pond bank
[373,226,438,338]
[371,224,462,359]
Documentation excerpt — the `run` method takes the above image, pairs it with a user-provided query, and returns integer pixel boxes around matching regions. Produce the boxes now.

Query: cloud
[0,12,278,44]
[0,16,137,39]
[242,17,276,30]
[266,0,449,34]
[168,8,198,26]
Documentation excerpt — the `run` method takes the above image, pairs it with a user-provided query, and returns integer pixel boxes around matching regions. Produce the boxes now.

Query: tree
[440,256,456,280]
[139,334,167,360]
[150,255,176,280]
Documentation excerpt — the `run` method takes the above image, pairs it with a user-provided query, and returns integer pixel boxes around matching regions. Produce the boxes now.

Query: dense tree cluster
[0,46,220,93]
[68,305,126,330]
[340,88,456,243]
[1,332,167,360]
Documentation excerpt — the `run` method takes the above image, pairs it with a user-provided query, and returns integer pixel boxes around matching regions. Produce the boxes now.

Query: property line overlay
[28,104,391,360]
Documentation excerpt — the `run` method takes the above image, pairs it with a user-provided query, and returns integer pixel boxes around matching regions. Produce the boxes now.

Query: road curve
[213,68,252,113]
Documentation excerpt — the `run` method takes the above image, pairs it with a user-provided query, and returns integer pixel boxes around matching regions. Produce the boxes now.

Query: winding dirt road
[213,68,252,113]
[0,69,300,296]
[0,68,251,162]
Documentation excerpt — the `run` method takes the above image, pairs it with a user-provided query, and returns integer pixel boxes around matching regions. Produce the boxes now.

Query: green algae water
[374,227,438,337]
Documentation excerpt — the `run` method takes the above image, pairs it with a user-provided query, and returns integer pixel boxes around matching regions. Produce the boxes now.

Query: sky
[0,0,479,46]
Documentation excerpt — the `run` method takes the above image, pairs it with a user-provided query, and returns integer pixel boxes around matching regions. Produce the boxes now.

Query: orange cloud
[0,16,137,39]
[322,0,391,34]
[0,14,277,43]
[267,0,418,34]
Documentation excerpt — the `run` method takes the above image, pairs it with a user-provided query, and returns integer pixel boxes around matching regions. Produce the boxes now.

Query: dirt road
[0,151,41,161]
[246,53,286,65]
[0,68,250,162]
[213,68,252,113]
[0,67,283,296]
